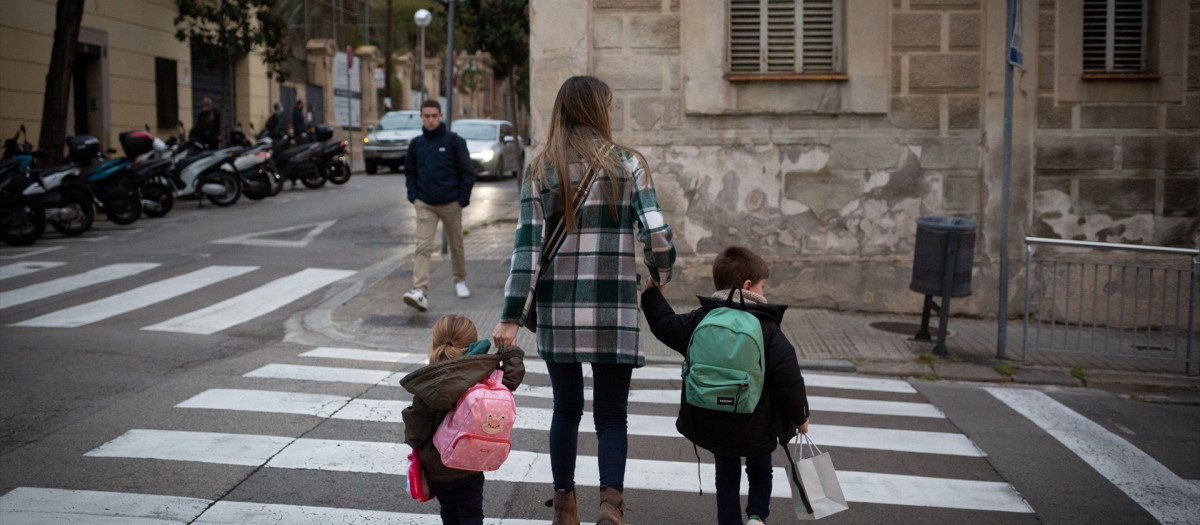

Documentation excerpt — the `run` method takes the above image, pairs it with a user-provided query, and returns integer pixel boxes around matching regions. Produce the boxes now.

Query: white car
[452,119,524,180]
[362,110,422,174]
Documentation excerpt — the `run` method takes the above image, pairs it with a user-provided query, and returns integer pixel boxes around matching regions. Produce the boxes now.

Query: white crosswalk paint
[194,501,551,525]
[83,429,1029,511]
[0,261,65,281]
[0,245,62,259]
[299,346,429,364]
[85,429,293,466]
[240,362,941,418]
[14,266,259,328]
[0,487,210,525]
[178,388,984,456]
[0,488,557,525]
[986,387,1200,524]
[303,347,917,394]
[243,363,401,385]
[0,263,161,310]
[210,220,337,248]
[141,268,356,334]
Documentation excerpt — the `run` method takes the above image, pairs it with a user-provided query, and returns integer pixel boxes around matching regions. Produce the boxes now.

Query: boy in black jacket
[642,246,810,525]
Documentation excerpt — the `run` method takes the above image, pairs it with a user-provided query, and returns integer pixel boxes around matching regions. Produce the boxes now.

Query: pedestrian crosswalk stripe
[244,363,400,385]
[0,487,210,525]
[0,263,161,311]
[13,266,259,328]
[0,487,557,525]
[985,387,1199,523]
[241,363,943,418]
[0,261,65,281]
[299,346,429,364]
[177,388,983,456]
[141,268,356,334]
[84,429,1030,511]
[300,347,918,394]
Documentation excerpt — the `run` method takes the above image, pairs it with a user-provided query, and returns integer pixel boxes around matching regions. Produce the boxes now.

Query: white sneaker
[403,289,428,311]
[455,281,471,298]
[747,517,765,525]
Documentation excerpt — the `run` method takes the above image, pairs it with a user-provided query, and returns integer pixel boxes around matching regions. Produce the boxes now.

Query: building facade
[529,0,1200,316]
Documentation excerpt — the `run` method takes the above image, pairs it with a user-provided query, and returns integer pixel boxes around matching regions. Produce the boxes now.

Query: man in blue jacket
[402,99,476,311]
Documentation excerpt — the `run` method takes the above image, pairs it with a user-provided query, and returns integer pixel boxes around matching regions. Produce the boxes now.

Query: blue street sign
[1008,0,1024,69]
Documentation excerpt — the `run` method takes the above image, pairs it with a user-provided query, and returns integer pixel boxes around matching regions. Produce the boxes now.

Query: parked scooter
[268,124,332,189]
[120,130,176,218]
[77,136,143,225]
[0,128,46,245]
[150,124,242,207]
[319,130,351,185]
[225,124,281,200]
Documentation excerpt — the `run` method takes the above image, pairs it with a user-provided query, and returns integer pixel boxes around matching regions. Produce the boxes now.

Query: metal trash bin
[909,216,977,355]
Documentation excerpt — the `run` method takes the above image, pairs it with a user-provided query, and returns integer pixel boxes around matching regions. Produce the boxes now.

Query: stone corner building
[529,0,1200,317]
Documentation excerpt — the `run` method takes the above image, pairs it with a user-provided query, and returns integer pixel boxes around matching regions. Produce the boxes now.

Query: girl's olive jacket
[399,346,525,482]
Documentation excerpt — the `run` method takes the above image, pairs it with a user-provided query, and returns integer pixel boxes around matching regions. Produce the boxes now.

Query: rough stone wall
[1033,1,1200,248]
[531,0,1197,317]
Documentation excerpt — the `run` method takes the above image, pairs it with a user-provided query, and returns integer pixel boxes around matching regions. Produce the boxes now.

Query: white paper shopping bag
[787,433,849,520]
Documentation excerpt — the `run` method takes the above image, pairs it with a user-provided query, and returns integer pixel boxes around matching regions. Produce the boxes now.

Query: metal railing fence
[1022,237,1199,375]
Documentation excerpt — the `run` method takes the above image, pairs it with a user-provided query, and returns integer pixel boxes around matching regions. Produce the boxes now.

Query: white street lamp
[414,9,431,106]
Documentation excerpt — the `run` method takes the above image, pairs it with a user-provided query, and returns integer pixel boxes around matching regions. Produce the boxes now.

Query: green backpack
[684,305,765,413]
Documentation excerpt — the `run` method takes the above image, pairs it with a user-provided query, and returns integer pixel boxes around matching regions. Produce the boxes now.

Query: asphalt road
[1,173,1197,524]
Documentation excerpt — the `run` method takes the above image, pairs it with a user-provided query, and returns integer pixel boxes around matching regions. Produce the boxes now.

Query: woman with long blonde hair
[493,75,676,525]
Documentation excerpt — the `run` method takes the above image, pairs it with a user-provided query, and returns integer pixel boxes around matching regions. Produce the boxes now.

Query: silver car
[453,119,524,180]
[362,110,422,174]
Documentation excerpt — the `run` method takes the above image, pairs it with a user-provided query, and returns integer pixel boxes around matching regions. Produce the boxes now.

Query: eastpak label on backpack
[432,368,517,471]
[684,307,765,413]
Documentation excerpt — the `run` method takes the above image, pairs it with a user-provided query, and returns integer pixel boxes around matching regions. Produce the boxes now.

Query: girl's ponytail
[429,314,479,363]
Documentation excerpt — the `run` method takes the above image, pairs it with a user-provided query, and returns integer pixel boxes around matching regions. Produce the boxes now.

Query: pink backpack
[432,368,516,471]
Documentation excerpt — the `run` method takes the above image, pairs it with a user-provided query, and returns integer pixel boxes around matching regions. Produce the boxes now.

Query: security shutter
[729,0,842,75]
[1082,0,1147,73]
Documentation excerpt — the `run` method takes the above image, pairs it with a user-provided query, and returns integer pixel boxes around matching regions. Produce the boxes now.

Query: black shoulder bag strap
[783,438,815,515]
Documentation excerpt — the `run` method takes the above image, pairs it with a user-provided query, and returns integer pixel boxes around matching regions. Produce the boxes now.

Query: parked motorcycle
[149,125,242,207]
[120,130,176,218]
[319,129,351,185]
[0,187,45,246]
[77,135,142,225]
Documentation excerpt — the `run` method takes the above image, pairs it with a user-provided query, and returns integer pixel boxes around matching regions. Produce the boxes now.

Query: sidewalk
[327,205,1200,402]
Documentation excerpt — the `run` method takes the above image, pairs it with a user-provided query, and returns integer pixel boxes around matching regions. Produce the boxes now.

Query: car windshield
[452,123,497,141]
[376,112,422,131]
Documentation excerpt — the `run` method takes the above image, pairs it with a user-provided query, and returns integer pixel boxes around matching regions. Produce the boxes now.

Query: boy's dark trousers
[714,453,773,525]
[432,472,485,525]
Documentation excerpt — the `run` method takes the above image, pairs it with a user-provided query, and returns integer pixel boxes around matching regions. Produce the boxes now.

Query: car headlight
[471,149,495,162]
[362,137,370,144]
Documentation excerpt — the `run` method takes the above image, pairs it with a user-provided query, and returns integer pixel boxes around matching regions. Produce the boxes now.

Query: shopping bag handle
[783,434,814,515]
[793,432,822,459]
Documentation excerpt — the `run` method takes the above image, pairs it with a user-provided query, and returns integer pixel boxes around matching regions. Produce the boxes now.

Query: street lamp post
[443,0,458,130]
[414,9,431,107]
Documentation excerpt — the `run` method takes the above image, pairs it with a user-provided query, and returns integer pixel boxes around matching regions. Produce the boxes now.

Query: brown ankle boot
[544,488,579,525]
[596,485,626,525]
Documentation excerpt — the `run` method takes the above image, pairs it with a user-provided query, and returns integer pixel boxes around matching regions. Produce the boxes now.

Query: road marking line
[0,488,555,525]
[0,263,161,311]
[985,387,1200,523]
[243,364,400,385]
[0,245,63,259]
[178,388,981,456]
[84,429,292,466]
[83,429,1027,511]
[241,362,941,417]
[210,220,337,248]
[299,346,428,364]
[301,348,916,394]
[141,268,355,334]
[0,261,65,281]
[0,487,210,524]
[14,266,258,328]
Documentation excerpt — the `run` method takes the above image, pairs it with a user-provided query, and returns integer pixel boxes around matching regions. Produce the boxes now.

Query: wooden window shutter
[729,0,842,75]
[155,57,179,129]
[1082,0,1146,73]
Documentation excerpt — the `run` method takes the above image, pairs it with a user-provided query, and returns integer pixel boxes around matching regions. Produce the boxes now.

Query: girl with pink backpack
[401,314,525,525]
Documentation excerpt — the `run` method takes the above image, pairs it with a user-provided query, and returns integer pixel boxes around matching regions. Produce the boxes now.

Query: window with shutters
[1082,0,1147,74]
[155,57,179,129]
[727,0,844,79]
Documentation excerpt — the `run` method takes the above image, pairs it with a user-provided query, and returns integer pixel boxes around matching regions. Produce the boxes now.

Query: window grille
[729,0,842,75]
[1082,0,1147,73]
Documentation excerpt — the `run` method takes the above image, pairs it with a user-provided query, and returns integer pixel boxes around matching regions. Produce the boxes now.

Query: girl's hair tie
[445,340,455,347]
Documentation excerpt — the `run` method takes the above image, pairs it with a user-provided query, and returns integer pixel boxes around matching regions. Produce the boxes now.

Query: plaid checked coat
[501,146,675,366]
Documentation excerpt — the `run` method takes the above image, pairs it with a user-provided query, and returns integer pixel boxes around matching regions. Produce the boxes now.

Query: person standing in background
[292,99,308,144]
[192,97,220,149]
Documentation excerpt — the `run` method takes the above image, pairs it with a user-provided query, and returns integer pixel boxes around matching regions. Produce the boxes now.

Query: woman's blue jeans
[545,361,633,492]
[714,453,773,525]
